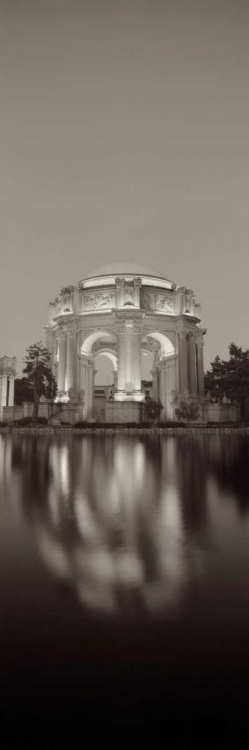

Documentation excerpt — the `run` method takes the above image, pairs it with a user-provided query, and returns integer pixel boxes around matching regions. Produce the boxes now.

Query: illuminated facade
[45,262,206,422]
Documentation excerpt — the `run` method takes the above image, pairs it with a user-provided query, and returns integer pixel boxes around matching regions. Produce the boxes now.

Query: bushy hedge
[11,416,48,426]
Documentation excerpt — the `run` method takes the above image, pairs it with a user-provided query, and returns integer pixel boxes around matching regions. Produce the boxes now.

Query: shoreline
[0,426,249,435]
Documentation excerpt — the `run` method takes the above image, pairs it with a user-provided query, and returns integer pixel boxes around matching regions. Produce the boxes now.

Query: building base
[105,400,141,423]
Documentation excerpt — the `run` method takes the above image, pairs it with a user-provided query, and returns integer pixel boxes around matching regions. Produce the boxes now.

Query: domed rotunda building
[45,262,206,422]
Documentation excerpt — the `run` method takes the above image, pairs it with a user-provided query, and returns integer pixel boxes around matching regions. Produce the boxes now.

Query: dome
[82,261,173,283]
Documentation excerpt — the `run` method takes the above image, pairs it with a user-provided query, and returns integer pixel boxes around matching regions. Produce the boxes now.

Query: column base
[114,390,145,402]
[55,390,69,403]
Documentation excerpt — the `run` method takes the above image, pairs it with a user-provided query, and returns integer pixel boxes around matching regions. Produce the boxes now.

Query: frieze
[141,291,174,313]
[82,290,116,311]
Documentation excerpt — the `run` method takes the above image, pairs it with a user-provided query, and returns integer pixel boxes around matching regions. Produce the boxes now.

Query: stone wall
[105,400,141,423]
[2,401,82,425]
[202,402,239,423]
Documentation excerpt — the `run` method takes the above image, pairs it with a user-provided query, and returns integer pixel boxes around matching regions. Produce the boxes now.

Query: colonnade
[52,322,205,420]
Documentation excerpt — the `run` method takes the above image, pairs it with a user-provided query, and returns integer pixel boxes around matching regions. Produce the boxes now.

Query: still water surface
[1,433,249,726]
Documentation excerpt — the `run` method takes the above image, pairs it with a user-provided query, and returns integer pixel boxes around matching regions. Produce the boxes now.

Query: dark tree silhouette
[22,342,57,423]
[205,343,249,422]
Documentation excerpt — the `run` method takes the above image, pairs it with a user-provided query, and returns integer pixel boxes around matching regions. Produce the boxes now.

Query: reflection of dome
[83,261,173,283]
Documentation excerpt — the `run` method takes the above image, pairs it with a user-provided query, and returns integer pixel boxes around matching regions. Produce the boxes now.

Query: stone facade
[0,356,16,420]
[45,263,207,422]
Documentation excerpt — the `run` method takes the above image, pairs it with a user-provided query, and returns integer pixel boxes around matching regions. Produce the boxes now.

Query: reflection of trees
[175,434,249,518]
[205,436,249,515]
[175,436,208,536]
[12,435,200,617]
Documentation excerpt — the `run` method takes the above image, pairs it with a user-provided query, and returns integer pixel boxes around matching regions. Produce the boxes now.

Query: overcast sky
[1,0,249,377]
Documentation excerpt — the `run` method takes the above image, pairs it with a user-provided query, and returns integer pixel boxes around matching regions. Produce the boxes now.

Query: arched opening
[141,349,154,398]
[93,351,118,421]
[143,332,175,358]
[81,330,116,356]
[94,352,117,386]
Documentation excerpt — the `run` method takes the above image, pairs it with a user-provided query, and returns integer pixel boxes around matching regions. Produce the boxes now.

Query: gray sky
[1,0,249,376]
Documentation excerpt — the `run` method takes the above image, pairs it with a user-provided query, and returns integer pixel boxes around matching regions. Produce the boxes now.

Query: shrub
[12,416,48,426]
[175,400,199,421]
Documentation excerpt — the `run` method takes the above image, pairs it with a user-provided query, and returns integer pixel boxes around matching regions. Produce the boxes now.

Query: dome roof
[83,261,172,282]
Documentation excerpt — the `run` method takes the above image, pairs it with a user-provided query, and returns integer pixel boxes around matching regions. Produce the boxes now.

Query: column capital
[57,327,67,340]
[176,323,188,339]
[196,336,204,350]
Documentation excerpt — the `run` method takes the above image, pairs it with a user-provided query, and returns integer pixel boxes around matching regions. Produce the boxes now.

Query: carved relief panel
[82,289,116,312]
[141,291,174,313]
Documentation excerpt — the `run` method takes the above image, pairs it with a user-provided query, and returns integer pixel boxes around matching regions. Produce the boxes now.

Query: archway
[142,332,176,420]
[81,330,116,356]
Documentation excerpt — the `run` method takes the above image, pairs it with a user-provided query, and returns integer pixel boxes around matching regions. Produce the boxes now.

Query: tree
[175,400,199,421]
[205,343,249,422]
[22,342,57,423]
[14,377,34,405]
[143,398,163,422]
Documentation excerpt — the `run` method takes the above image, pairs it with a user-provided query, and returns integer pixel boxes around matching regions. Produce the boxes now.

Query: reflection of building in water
[9,435,215,617]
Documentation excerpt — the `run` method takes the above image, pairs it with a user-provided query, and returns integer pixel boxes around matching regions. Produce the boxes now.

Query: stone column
[132,323,143,397]
[57,332,67,395]
[178,329,189,395]
[159,362,167,419]
[188,332,197,395]
[66,328,77,393]
[160,356,177,420]
[86,360,94,416]
[196,338,205,396]
[113,370,118,389]
[151,368,160,401]
[1,376,8,408]
[115,324,127,398]
[115,320,144,401]
[8,375,15,407]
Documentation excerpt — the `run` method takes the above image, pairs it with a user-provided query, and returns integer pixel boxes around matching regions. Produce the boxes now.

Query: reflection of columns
[188,333,197,395]
[178,329,189,395]
[58,333,67,393]
[196,338,205,396]
[66,331,77,393]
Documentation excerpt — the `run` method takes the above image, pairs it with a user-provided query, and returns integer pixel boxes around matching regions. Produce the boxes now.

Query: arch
[81,330,116,356]
[143,332,175,358]
[94,350,118,370]
[141,348,154,382]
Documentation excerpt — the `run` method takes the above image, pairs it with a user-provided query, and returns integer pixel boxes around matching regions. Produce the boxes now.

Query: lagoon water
[1,433,249,729]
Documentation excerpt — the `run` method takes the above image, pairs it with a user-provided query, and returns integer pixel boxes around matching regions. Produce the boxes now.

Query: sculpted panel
[82,290,116,311]
[141,291,174,313]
